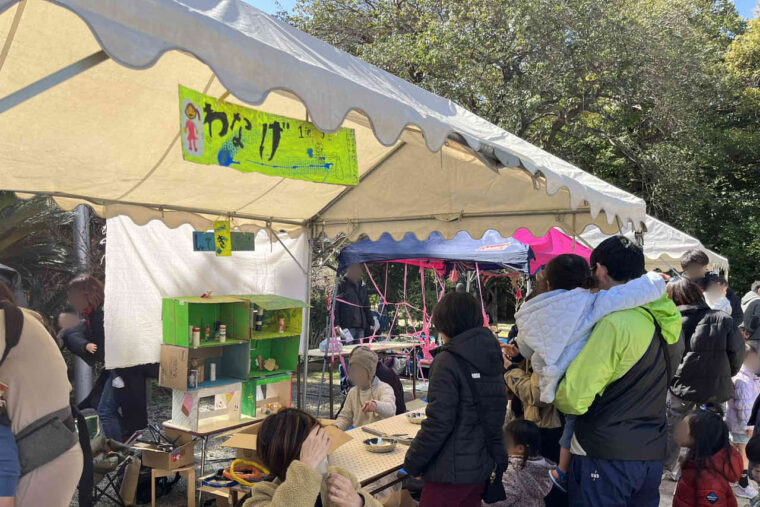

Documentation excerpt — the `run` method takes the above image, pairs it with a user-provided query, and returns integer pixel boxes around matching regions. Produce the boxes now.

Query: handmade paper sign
[193,231,255,252]
[213,220,232,257]
[179,85,359,185]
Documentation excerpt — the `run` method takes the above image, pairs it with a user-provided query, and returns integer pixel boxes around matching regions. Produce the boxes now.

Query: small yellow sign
[213,220,232,257]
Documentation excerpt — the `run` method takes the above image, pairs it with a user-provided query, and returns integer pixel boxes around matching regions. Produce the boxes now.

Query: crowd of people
[0,270,156,506]
[4,236,760,507]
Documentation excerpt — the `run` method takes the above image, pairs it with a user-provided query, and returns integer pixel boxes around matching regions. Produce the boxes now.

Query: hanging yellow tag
[214,220,232,257]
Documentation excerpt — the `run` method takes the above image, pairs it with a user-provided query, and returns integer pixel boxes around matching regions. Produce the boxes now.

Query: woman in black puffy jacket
[663,278,744,474]
[403,292,507,507]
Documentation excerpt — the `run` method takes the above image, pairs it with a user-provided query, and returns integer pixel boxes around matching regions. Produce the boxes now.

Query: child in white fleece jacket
[514,253,666,491]
[515,255,666,404]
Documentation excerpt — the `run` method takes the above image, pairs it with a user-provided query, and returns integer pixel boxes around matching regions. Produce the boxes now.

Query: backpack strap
[0,300,24,368]
[640,307,670,381]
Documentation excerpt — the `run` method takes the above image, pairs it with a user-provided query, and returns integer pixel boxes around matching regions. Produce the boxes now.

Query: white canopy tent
[581,215,730,274]
[0,0,646,241]
[0,1,654,403]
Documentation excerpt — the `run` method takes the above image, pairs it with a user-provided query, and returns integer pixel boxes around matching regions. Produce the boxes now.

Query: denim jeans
[98,372,123,441]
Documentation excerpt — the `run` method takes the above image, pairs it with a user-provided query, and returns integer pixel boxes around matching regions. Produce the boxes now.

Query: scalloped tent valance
[581,216,729,274]
[0,0,645,240]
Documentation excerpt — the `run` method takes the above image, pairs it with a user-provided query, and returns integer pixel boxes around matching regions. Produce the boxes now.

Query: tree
[0,192,105,320]
[288,0,760,290]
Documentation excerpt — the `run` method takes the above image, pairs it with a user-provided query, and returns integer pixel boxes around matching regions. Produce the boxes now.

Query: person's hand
[749,428,754,438]
[502,344,520,358]
[502,351,512,370]
[361,400,377,413]
[299,426,331,470]
[659,273,671,281]
[85,343,98,354]
[326,474,363,507]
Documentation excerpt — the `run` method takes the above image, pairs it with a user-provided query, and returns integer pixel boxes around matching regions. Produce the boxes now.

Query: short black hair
[747,435,760,463]
[752,281,760,293]
[544,254,594,291]
[590,236,645,283]
[432,292,484,339]
[504,419,542,469]
[680,250,710,270]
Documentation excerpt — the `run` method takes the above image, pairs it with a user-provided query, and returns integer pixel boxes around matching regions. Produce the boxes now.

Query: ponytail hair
[544,254,594,291]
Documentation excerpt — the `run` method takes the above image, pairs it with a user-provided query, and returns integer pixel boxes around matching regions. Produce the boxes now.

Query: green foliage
[288,0,760,291]
[0,193,105,321]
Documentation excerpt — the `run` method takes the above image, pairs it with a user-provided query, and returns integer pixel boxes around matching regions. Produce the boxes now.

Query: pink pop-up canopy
[513,228,592,274]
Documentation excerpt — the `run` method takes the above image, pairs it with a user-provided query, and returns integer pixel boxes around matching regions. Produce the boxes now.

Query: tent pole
[301,231,313,410]
[0,50,109,114]
[268,226,308,275]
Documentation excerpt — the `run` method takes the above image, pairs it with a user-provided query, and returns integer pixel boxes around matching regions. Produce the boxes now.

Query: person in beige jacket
[0,283,82,507]
[244,408,381,507]
[335,347,395,431]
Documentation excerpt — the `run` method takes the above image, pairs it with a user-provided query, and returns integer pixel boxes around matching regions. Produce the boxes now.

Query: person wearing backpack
[403,292,507,507]
[554,236,683,506]
[0,282,82,506]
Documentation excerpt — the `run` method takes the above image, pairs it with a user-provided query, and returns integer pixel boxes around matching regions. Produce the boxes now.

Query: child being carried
[513,253,667,490]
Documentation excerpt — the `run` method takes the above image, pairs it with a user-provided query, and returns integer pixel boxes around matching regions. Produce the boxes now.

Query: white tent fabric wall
[104,216,309,369]
[0,0,645,240]
[580,215,729,274]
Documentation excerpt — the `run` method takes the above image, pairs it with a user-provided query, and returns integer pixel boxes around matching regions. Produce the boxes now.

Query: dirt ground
[71,364,752,507]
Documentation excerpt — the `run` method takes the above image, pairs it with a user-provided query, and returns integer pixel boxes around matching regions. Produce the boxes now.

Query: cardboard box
[132,429,196,470]
[159,342,250,391]
[222,420,351,456]
[162,296,251,346]
[170,383,243,432]
[241,373,292,419]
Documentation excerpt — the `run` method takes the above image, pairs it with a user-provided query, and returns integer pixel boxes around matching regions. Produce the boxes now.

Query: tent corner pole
[301,230,313,410]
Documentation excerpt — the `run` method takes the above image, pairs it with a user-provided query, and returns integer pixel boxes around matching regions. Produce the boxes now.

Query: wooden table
[328,411,425,491]
[163,417,258,476]
[302,341,420,418]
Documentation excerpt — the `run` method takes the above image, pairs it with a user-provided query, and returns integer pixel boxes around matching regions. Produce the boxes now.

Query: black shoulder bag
[447,350,507,503]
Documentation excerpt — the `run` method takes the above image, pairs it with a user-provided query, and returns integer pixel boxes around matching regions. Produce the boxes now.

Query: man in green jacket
[555,236,683,506]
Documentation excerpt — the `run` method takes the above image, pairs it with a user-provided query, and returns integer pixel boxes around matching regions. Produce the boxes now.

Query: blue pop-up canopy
[338,230,534,274]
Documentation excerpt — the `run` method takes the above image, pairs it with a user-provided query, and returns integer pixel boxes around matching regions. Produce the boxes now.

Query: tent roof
[580,216,729,273]
[513,228,592,274]
[0,0,645,240]
[337,230,533,274]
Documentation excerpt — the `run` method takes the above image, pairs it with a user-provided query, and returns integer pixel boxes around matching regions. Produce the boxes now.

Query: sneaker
[737,484,759,499]
[549,467,568,493]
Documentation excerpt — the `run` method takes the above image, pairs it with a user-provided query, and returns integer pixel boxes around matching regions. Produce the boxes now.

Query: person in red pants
[403,292,507,507]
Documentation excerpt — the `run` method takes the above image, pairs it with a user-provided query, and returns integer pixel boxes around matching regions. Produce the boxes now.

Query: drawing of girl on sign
[182,100,204,155]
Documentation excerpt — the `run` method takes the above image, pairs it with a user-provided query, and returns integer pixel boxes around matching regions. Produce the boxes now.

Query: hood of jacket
[680,447,743,484]
[743,291,760,307]
[440,326,504,376]
[642,294,682,345]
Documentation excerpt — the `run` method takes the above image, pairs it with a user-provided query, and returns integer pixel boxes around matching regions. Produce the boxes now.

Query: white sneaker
[736,484,759,499]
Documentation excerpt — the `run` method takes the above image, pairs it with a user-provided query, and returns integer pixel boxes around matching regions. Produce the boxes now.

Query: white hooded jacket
[515,272,666,403]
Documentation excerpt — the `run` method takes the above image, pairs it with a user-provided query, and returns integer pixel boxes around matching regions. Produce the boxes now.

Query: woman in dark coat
[664,278,745,475]
[403,292,507,507]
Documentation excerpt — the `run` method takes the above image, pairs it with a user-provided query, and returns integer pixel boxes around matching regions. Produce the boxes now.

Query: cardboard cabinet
[162,296,250,346]
[159,342,250,391]
[241,373,292,419]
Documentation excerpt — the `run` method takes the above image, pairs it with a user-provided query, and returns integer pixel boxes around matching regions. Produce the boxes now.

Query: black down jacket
[404,327,507,485]
[670,302,744,403]
[334,278,373,334]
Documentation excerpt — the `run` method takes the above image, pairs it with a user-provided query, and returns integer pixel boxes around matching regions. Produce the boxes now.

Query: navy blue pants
[568,455,663,507]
